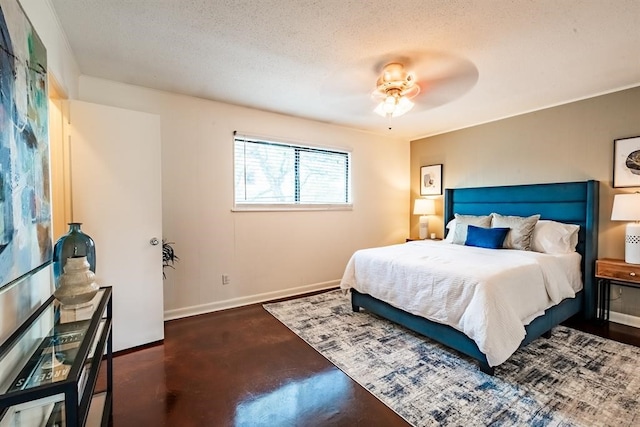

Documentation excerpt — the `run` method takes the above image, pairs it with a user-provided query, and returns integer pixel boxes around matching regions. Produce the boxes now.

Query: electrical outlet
[222,274,230,285]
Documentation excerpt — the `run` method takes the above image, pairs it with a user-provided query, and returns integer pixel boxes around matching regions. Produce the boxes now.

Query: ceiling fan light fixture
[383,94,398,112]
[394,95,415,116]
[372,63,420,118]
[374,91,415,118]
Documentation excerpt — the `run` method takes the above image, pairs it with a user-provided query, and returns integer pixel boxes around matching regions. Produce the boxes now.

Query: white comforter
[339,240,582,367]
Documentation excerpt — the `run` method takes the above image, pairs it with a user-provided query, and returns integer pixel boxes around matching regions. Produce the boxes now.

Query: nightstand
[595,258,640,322]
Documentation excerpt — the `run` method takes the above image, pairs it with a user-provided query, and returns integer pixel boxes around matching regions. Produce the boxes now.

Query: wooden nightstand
[595,258,640,322]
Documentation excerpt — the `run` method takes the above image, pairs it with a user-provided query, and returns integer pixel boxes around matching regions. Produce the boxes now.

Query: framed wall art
[420,164,443,196]
[613,136,640,188]
[0,0,52,291]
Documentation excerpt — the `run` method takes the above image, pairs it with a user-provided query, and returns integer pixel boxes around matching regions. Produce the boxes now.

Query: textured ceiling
[49,0,640,139]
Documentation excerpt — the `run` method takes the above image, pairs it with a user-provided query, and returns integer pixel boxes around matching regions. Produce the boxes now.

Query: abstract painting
[0,0,51,290]
[613,136,640,188]
[420,164,443,196]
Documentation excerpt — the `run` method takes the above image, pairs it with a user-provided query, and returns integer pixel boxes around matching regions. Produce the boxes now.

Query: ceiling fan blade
[321,62,377,99]
[414,72,479,110]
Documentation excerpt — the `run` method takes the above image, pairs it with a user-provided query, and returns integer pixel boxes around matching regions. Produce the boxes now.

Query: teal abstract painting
[0,0,52,290]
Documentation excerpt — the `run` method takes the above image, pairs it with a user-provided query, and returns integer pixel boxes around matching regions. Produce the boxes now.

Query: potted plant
[162,240,179,279]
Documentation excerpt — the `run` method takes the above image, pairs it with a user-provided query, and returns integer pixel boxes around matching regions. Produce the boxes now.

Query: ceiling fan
[323,51,478,120]
[372,62,421,118]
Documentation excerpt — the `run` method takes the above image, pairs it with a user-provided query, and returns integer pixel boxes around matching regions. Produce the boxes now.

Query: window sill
[232,204,353,212]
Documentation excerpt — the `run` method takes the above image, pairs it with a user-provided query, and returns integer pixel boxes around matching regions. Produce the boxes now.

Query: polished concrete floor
[105,297,640,427]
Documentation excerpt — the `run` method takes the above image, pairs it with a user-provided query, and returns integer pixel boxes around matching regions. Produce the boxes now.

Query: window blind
[234,133,351,208]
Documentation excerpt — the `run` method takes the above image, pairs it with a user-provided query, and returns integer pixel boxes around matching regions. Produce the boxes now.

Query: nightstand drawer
[596,259,640,284]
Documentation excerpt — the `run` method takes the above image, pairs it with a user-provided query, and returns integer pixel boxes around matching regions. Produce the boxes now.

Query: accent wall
[410,85,640,322]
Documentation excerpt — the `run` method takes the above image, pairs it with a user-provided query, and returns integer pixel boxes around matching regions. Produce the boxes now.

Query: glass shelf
[0,287,112,426]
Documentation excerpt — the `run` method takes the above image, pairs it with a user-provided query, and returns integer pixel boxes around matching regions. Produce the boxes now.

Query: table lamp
[611,192,640,264]
[413,198,436,240]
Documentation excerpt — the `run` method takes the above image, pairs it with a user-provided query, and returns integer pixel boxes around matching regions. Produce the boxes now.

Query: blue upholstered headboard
[444,180,599,319]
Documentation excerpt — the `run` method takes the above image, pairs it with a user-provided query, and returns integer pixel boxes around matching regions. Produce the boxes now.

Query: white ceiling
[49,0,640,140]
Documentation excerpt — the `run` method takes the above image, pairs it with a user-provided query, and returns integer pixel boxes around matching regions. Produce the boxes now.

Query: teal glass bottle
[53,223,96,285]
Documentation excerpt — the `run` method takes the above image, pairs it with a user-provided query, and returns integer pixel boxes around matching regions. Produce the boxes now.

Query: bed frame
[351,180,599,375]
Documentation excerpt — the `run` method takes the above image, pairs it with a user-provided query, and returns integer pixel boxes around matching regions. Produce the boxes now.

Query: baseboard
[609,310,640,329]
[163,280,340,321]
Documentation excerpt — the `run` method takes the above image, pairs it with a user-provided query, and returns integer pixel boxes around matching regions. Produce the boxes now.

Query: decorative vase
[53,223,96,285]
[54,256,99,308]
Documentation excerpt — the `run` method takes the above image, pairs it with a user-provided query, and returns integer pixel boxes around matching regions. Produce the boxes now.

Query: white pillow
[531,220,580,254]
[491,213,540,251]
[444,218,456,243]
[451,214,493,245]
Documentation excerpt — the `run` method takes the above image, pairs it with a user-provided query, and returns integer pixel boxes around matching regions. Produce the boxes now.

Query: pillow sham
[465,225,510,249]
[531,220,580,254]
[444,218,456,242]
[451,214,493,245]
[491,213,540,251]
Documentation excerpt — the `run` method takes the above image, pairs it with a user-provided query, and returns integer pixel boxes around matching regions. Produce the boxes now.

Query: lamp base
[625,223,640,264]
[419,216,429,240]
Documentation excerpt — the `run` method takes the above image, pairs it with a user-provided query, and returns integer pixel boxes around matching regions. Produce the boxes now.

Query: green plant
[162,240,179,279]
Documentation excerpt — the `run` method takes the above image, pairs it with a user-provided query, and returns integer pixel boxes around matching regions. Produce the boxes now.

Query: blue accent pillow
[465,225,510,249]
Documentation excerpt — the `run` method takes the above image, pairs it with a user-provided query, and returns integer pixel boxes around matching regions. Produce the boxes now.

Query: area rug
[263,290,639,427]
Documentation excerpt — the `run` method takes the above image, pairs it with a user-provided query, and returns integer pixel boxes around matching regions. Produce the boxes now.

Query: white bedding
[339,240,582,367]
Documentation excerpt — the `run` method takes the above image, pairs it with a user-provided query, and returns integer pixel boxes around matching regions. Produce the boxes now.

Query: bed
[341,180,599,375]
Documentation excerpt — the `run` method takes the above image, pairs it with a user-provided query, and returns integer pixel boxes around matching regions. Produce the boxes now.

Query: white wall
[78,76,410,319]
[8,0,409,325]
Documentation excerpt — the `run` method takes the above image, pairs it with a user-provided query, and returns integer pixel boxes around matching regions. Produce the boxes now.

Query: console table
[0,287,113,426]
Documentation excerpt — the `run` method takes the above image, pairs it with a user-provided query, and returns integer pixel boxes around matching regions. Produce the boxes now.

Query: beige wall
[411,86,640,318]
[77,76,410,319]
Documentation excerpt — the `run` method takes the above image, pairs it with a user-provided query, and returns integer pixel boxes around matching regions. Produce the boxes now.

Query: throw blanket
[340,240,581,366]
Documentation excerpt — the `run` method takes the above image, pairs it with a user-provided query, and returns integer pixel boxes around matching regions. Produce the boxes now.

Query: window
[234,133,352,210]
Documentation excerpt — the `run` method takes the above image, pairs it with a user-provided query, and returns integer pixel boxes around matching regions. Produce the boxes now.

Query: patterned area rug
[263,290,639,427]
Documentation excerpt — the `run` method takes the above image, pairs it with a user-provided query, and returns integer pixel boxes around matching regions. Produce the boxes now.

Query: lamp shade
[413,198,435,215]
[611,193,640,264]
[611,193,640,221]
